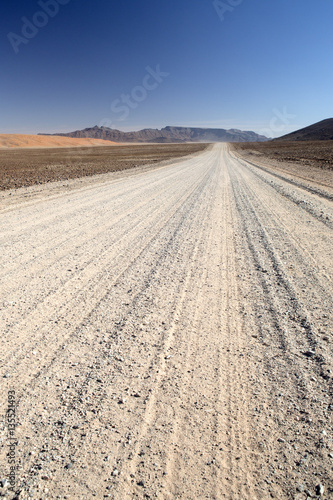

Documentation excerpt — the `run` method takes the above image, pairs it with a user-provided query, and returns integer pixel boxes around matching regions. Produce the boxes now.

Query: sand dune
[0,134,115,149]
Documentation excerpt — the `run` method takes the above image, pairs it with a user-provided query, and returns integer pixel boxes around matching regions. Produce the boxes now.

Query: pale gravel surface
[0,144,332,499]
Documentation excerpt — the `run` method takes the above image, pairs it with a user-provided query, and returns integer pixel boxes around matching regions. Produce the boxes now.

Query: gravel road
[0,144,332,499]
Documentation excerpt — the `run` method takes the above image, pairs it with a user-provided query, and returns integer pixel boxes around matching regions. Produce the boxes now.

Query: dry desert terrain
[0,143,208,191]
[0,143,332,499]
[0,135,115,150]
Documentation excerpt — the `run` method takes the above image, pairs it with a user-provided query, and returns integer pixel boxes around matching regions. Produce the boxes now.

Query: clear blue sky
[1,0,332,137]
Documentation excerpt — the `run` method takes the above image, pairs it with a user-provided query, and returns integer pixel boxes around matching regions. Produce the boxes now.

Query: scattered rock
[112,469,119,477]
[315,484,324,496]
[303,351,315,358]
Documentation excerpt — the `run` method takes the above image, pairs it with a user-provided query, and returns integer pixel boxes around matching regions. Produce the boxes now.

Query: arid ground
[0,143,208,191]
[0,143,332,499]
[232,141,333,189]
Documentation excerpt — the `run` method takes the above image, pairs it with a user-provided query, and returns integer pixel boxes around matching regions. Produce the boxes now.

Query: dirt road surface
[0,144,332,499]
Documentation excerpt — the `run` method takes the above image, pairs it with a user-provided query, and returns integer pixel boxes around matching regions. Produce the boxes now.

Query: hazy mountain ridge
[40,125,268,143]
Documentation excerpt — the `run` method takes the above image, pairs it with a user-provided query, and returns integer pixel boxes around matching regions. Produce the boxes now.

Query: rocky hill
[275,118,333,141]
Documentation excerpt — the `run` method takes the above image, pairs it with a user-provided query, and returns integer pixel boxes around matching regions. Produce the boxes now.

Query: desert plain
[0,139,332,499]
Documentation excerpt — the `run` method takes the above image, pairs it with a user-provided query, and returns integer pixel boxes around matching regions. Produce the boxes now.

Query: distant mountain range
[39,125,268,143]
[275,118,333,141]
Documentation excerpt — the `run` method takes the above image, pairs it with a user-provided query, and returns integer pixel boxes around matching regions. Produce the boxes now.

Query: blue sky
[1,0,332,137]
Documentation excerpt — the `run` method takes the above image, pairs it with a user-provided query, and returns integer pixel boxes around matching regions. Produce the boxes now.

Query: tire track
[226,147,333,498]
